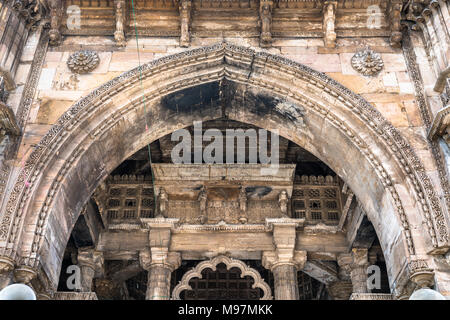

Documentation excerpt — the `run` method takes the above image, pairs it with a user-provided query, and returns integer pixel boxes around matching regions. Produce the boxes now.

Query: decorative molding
[351,49,384,76]
[428,105,450,143]
[402,28,450,243]
[12,0,47,30]
[172,255,272,300]
[67,50,100,74]
[350,293,393,300]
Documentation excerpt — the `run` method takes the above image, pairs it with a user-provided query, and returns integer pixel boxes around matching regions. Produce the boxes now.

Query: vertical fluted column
[349,248,369,294]
[271,264,299,300]
[140,248,181,300]
[77,248,104,292]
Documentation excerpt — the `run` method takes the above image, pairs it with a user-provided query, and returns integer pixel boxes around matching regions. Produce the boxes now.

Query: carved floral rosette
[67,50,100,74]
[172,255,272,300]
[351,49,384,76]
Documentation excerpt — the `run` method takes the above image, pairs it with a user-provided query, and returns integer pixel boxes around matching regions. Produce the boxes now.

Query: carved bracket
[114,0,127,47]
[322,1,337,48]
[172,255,272,300]
[179,0,192,47]
[387,0,403,48]
[48,0,62,46]
[259,0,273,48]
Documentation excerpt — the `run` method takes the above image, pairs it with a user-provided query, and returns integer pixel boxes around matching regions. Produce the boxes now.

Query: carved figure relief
[114,0,127,47]
[67,50,100,74]
[179,0,192,47]
[323,1,337,48]
[259,0,273,47]
[198,186,208,224]
[157,187,169,218]
[351,49,384,76]
[278,190,289,218]
[238,186,248,224]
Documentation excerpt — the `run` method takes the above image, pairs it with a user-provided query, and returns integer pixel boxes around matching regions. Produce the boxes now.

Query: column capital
[0,256,15,274]
[139,248,181,272]
[77,247,104,277]
[13,266,37,284]
[262,250,306,271]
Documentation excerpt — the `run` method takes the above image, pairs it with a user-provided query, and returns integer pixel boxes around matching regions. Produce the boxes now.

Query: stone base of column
[350,293,393,300]
[53,292,98,300]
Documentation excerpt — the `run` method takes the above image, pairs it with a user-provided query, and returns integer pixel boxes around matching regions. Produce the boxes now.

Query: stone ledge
[53,292,98,300]
[350,293,394,300]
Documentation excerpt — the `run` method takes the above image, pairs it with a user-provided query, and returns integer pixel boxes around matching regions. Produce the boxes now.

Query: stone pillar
[263,218,306,300]
[140,217,181,300]
[349,248,369,294]
[0,256,14,289]
[140,248,181,300]
[77,248,104,292]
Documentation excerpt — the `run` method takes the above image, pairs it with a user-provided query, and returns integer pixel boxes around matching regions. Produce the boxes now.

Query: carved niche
[172,255,272,300]
[67,50,100,74]
[351,49,384,76]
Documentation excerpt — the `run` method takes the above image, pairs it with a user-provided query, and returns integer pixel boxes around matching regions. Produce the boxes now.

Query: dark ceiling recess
[111,119,336,178]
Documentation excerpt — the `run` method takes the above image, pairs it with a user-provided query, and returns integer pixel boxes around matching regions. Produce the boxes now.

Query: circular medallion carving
[351,49,384,76]
[67,50,100,74]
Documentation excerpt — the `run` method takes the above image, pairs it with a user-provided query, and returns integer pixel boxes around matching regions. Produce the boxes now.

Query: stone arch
[0,43,446,295]
[172,255,272,300]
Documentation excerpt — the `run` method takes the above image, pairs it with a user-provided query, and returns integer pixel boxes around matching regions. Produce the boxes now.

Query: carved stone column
[140,218,180,300]
[263,250,306,300]
[0,256,14,289]
[327,253,353,300]
[263,218,306,300]
[77,248,104,292]
[349,248,369,294]
[140,248,181,300]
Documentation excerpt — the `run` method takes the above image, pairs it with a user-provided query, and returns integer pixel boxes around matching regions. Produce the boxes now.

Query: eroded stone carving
[12,0,47,30]
[114,0,127,47]
[238,186,248,224]
[48,0,62,46]
[351,49,384,76]
[259,0,273,48]
[179,0,192,47]
[67,50,100,74]
[172,255,272,300]
[198,186,208,224]
[323,1,337,48]
[157,187,169,218]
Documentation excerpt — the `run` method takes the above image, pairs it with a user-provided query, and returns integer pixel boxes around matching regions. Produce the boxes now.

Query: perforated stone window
[291,175,342,225]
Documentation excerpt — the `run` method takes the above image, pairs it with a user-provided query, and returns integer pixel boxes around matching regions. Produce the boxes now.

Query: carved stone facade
[0,0,449,301]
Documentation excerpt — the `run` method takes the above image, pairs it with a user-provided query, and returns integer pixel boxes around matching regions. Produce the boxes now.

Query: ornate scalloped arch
[172,255,272,300]
[0,43,446,292]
